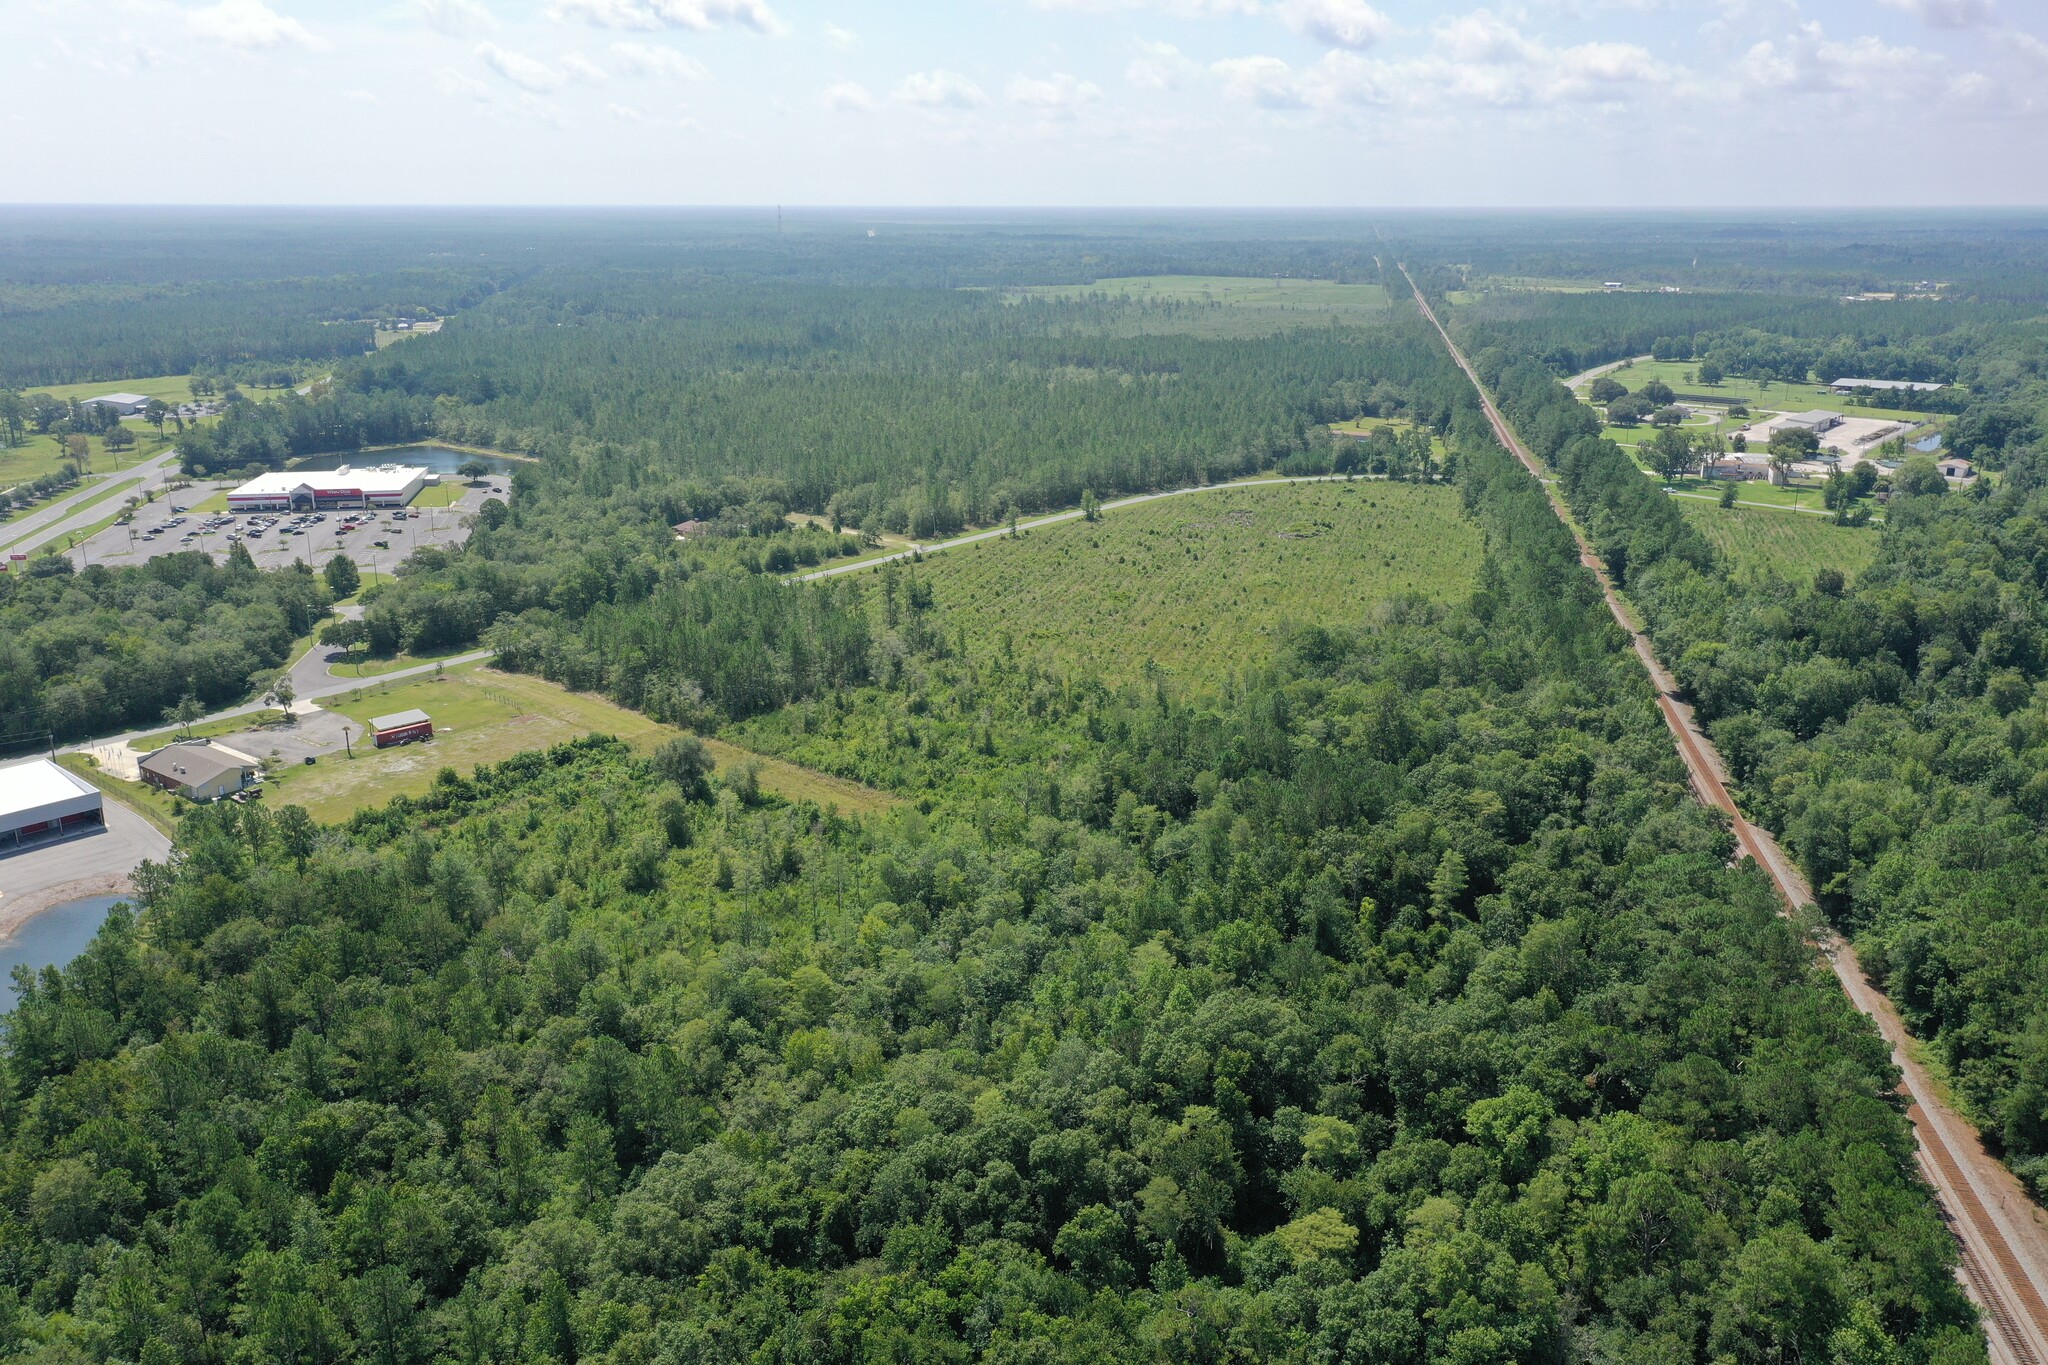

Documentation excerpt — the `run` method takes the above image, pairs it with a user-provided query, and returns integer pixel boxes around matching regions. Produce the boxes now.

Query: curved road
[1400,262,2048,1365]
[0,449,185,556]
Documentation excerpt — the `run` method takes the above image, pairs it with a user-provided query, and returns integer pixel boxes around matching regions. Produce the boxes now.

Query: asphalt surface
[0,449,185,556]
[1400,262,2048,1365]
[68,478,508,575]
[0,798,170,916]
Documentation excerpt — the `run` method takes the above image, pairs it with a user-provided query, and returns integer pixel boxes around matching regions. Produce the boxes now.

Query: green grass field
[262,667,893,823]
[1582,358,1938,424]
[1681,501,1879,582]
[903,481,1480,686]
[19,374,199,406]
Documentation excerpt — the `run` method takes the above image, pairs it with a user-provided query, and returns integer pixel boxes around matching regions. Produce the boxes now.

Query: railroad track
[1395,260,2048,1365]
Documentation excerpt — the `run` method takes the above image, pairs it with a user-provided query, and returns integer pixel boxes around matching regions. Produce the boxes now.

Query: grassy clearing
[0,431,170,489]
[1681,501,1879,582]
[331,643,482,679]
[130,710,293,754]
[410,481,471,509]
[20,374,199,406]
[264,668,891,824]
[905,480,1481,687]
[1581,358,1937,424]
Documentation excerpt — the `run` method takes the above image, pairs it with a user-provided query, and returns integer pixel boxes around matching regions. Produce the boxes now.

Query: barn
[370,709,434,748]
[0,759,104,850]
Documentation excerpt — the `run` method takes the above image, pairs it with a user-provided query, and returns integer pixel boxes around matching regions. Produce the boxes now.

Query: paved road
[1562,354,1651,391]
[0,449,183,556]
[794,474,1383,583]
[62,646,499,758]
[1400,262,2048,1365]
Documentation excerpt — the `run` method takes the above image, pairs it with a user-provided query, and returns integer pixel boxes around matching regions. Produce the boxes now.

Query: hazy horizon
[6,0,2045,208]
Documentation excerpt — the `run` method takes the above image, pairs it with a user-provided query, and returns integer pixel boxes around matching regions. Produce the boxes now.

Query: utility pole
[342,724,354,760]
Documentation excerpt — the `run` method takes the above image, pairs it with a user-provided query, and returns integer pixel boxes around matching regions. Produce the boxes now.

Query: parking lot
[69,475,509,576]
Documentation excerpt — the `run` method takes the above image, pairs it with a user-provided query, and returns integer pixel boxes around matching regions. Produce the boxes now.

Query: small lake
[0,896,123,995]
[288,445,524,478]
[1911,434,1943,452]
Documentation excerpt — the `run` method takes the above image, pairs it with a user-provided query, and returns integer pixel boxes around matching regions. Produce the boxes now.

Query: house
[0,759,103,850]
[139,744,256,802]
[80,392,151,417]
[1603,282,1624,290]
[672,519,710,540]
[1938,457,1976,484]
[370,709,434,748]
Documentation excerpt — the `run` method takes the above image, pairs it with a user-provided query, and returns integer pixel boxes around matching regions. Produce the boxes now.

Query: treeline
[178,388,434,476]
[0,290,371,389]
[0,552,330,743]
[0,418,1979,1362]
[343,279,1469,524]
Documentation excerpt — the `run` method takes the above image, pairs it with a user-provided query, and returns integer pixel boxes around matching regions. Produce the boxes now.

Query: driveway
[0,803,170,935]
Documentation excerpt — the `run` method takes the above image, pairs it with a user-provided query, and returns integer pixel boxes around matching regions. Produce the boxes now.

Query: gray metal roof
[140,745,253,787]
[1829,378,1944,391]
[370,709,432,731]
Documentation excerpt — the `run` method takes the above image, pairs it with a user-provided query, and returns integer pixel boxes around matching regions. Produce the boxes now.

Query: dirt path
[1400,263,2048,1365]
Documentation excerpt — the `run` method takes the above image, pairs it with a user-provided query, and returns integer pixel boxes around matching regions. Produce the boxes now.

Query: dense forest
[1454,284,2048,1205]
[0,552,331,746]
[0,408,1982,1362]
[14,213,2048,1360]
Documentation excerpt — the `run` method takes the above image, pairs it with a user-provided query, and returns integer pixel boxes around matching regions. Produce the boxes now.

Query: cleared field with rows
[1681,501,1880,582]
[909,481,1481,686]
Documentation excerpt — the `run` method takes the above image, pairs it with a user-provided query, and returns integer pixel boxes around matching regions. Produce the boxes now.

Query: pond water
[287,445,525,478]
[0,896,124,994]
[1911,434,1943,452]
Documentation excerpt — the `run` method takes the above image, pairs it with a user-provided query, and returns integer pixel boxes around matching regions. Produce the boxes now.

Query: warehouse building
[80,392,151,417]
[138,744,256,803]
[1829,378,1946,395]
[1782,409,1844,433]
[371,709,434,748]
[228,463,428,513]
[0,759,104,850]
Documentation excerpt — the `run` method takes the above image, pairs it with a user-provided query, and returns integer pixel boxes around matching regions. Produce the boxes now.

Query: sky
[6,0,2047,206]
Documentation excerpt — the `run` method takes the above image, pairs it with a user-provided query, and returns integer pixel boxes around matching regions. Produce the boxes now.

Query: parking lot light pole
[342,724,354,760]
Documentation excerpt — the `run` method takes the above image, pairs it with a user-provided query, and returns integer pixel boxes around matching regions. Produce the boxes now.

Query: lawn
[902,480,1482,687]
[409,481,470,509]
[264,667,893,823]
[1681,501,1880,582]
[20,374,200,407]
[0,430,169,491]
[1581,358,1938,424]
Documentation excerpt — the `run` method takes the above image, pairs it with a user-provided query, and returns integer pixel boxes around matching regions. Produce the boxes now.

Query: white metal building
[227,464,428,512]
[79,393,151,417]
[1829,378,1945,394]
[0,759,104,850]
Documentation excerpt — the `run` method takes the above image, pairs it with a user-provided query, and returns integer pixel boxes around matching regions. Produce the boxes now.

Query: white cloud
[608,40,709,79]
[821,80,878,112]
[1211,55,1308,108]
[186,0,324,51]
[562,52,609,82]
[1879,0,1995,28]
[823,22,858,49]
[1033,0,1258,14]
[346,88,381,104]
[477,42,565,92]
[1432,10,1539,65]
[1126,40,1200,91]
[893,69,990,108]
[413,0,498,37]
[436,66,493,100]
[1278,0,1392,51]
[1008,73,1104,113]
[1740,25,1930,97]
[545,0,787,37]
[607,101,645,120]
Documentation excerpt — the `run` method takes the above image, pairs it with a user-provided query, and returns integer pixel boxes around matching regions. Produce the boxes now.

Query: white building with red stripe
[227,463,428,513]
